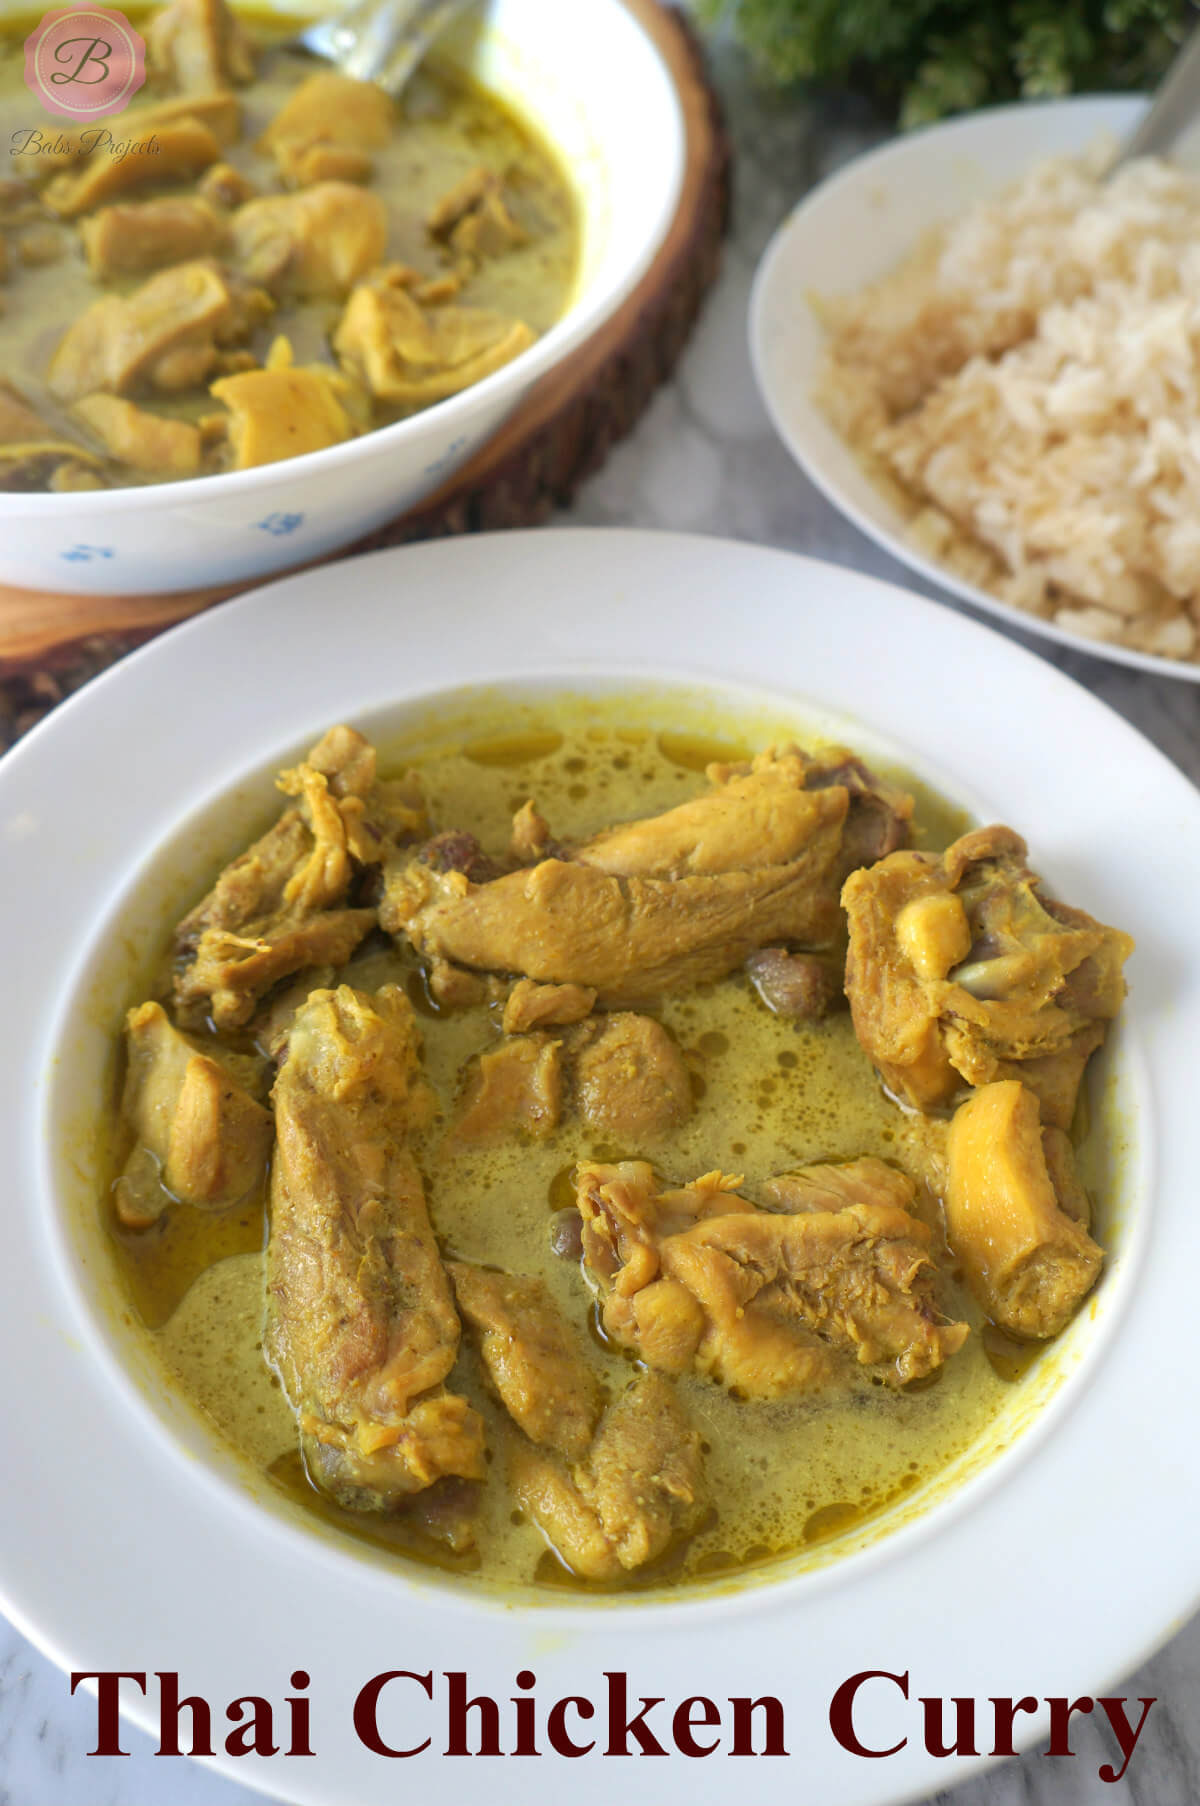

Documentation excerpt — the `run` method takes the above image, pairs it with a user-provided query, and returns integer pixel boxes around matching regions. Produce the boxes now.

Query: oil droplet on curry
[101,702,1131,1591]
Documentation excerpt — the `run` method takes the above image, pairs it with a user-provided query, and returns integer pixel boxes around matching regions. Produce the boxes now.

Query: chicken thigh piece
[171,725,419,1031]
[843,825,1132,1124]
[577,1159,967,1396]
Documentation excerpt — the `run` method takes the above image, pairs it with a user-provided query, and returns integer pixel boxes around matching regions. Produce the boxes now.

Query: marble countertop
[4,28,1199,1806]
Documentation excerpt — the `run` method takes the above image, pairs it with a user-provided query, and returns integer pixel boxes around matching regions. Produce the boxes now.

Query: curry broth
[104,716,1031,1592]
[0,9,577,481]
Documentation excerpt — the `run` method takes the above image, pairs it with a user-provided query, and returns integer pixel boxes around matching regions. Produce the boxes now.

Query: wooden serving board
[0,1,731,747]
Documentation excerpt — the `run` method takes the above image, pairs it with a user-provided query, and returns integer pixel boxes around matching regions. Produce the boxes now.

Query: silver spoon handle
[299,0,474,92]
[1116,20,1200,165]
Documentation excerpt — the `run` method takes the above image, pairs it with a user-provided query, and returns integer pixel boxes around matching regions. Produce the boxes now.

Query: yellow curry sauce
[101,718,1047,1592]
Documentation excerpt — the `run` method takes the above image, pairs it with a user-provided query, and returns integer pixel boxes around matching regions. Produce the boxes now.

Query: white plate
[748,95,1200,685]
[2,528,1197,1806]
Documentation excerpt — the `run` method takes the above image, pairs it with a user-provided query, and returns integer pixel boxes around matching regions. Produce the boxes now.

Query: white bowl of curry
[9,531,1199,1803]
[0,0,685,592]
[39,537,1145,1604]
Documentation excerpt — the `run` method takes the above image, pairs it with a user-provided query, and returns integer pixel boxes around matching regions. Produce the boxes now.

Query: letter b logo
[25,8,145,119]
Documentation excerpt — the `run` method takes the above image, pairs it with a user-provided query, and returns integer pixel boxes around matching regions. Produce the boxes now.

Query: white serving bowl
[0,0,684,595]
[5,531,1200,1806]
[747,95,1200,684]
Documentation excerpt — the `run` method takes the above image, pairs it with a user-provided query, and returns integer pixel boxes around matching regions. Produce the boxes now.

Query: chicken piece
[578,1159,967,1396]
[43,120,224,218]
[268,984,486,1507]
[761,1160,918,1214]
[278,142,375,187]
[509,799,557,864]
[1040,1123,1092,1224]
[334,273,535,407]
[690,743,912,877]
[453,1034,564,1142]
[570,1012,692,1142]
[412,829,504,885]
[1,449,104,492]
[427,167,528,259]
[383,847,848,1008]
[232,182,387,299]
[210,336,359,469]
[198,161,256,210]
[17,226,66,268]
[178,913,378,1034]
[360,763,429,863]
[0,379,99,490]
[172,726,383,1030]
[448,1265,602,1461]
[251,965,336,1060]
[501,978,595,1035]
[945,1080,1103,1339]
[181,725,380,931]
[306,721,379,801]
[383,752,867,1003]
[0,381,60,444]
[81,197,229,279]
[448,191,528,260]
[428,167,500,235]
[115,1000,271,1227]
[45,460,108,493]
[148,0,255,91]
[450,1012,690,1146]
[260,71,394,154]
[72,394,202,476]
[0,179,41,226]
[47,261,272,403]
[843,825,1133,1125]
[578,747,850,878]
[123,90,243,145]
[259,71,393,186]
[427,958,489,1011]
[745,947,843,1019]
[414,272,463,306]
[510,1373,705,1582]
[804,750,914,879]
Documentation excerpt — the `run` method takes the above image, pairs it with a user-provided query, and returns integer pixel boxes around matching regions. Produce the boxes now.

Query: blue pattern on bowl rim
[60,545,115,563]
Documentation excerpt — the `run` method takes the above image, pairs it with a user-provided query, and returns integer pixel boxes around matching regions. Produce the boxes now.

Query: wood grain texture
[0,1,731,747]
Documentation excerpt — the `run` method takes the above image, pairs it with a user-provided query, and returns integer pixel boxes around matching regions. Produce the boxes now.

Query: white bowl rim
[747,91,1200,686]
[0,0,686,517]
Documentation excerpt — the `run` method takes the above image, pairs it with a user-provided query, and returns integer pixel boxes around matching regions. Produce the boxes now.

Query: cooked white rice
[814,145,1200,663]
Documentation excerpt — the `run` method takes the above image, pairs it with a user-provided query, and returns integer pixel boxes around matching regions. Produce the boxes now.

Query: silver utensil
[1112,20,1200,167]
[296,0,477,95]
